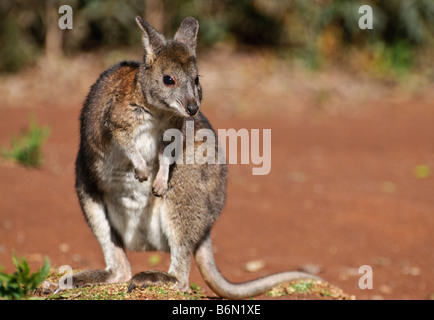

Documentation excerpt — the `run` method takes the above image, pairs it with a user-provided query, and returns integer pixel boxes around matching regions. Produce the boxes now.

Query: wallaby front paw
[152,178,168,197]
[134,166,149,182]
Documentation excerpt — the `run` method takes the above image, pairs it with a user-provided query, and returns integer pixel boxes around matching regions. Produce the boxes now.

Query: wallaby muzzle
[186,104,199,116]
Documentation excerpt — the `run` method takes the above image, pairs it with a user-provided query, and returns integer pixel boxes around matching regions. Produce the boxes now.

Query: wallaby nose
[186,104,199,116]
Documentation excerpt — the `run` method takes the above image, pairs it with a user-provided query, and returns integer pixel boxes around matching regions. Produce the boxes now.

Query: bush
[0,256,50,300]
[1,116,50,168]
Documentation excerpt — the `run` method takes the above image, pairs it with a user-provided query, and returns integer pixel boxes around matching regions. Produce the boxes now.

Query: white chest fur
[97,119,171,252]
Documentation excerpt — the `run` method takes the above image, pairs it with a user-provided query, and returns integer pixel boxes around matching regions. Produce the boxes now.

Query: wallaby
[72,16,319,299]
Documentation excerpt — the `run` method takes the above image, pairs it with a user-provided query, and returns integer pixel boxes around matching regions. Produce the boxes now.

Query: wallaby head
[135,16,201,118]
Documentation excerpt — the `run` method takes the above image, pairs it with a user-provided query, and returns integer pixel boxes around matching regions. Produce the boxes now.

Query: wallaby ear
[135,16,166,67]
[174,17,199,55]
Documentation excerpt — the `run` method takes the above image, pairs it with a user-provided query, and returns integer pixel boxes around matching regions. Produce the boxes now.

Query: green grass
[414,165,431,179]
[0,256,50,300]
[41,268,205,300]
[1,264,353,300]
[1,116,50,168]
[266,280,355,299]
[290,281,314,293]
[43,281,205,301]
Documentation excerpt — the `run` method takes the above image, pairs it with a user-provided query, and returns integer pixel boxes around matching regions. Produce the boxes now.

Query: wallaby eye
[195,76,199,85]
[163,75,175,86]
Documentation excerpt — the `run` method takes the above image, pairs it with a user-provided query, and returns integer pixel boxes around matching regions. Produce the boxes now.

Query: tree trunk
[45,0,63,61]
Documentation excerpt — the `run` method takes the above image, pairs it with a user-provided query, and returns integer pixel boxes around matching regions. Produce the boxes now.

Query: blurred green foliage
[0,0,433,73]
[1,116,50,168]
[0,255,50,300]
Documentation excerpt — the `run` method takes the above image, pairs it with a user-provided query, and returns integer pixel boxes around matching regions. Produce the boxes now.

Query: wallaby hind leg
[72,185,132,287]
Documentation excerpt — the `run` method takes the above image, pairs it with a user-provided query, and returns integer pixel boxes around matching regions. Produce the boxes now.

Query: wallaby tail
[194,233,321,299]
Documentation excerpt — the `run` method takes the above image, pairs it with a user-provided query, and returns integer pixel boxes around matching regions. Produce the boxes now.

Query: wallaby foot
[127,270,178,292]
[69,269,130,288]
[152,178,168,197]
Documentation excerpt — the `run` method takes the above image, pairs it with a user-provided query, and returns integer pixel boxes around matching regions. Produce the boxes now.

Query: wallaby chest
[95,117,171,252]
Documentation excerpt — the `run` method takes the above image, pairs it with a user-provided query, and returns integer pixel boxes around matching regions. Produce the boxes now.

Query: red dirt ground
[0,52,433,300]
